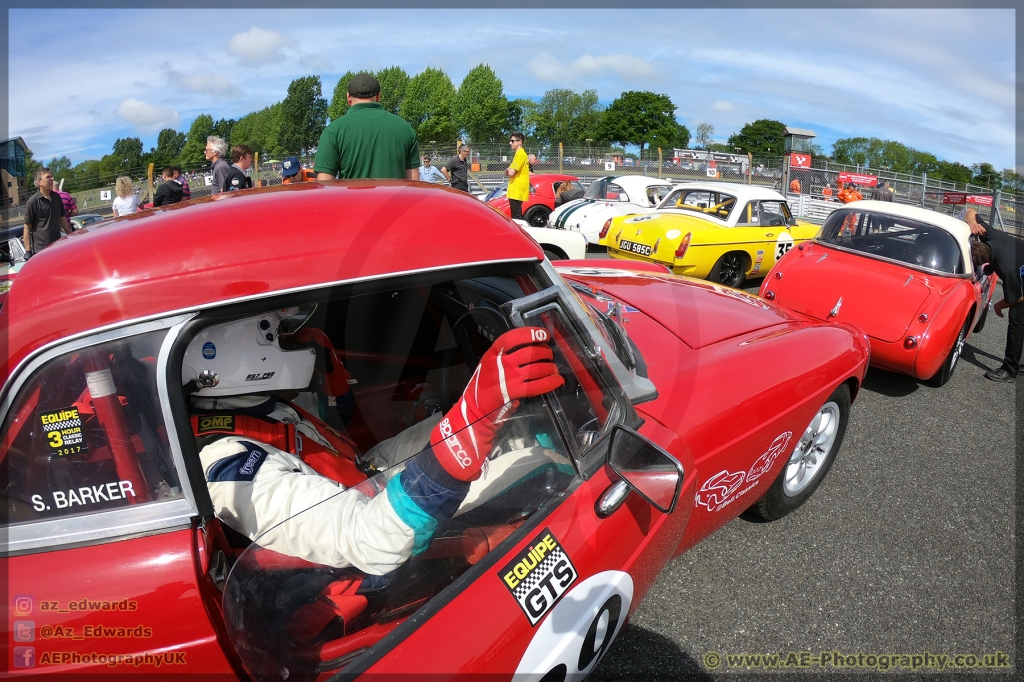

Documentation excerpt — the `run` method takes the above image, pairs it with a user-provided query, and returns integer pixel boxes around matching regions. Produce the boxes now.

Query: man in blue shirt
[418,155,447,184]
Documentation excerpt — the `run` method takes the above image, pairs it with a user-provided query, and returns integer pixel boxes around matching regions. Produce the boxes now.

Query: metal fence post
[920,173,927,208]
[658,147,662,179]
[559,143,563,174]
[747,152,752,184]
[147,163,154,204]
[990,189,1001,227]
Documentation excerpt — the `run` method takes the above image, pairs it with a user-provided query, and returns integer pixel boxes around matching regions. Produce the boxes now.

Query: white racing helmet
[182,306,317,397]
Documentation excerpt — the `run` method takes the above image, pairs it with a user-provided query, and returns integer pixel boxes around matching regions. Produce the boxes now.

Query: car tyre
[543,247,568,262]
[973,305,988,334]
[750,384,850,521]
[709,252,748,288]
[929,317,970,387]
[524,205,551,228]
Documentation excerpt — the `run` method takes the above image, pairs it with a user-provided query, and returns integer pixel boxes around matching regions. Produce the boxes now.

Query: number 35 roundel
[515,571,634,681]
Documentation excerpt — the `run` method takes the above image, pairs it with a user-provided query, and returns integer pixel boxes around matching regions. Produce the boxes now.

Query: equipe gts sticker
[197,415,235,433]
[85,369,116,399]
[499,528,578,626]
[39,406,89,456]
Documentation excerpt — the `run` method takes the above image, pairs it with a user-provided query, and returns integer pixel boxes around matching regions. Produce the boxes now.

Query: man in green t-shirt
[315,74,420,181]
[505,132,530,220]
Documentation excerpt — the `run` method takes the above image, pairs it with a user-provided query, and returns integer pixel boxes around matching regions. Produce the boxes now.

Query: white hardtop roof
[610,175,674,192]
[667,181,786,201]
[840,200,974,274]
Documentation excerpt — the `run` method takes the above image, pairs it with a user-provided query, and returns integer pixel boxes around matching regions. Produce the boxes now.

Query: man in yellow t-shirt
[506,132,530,220]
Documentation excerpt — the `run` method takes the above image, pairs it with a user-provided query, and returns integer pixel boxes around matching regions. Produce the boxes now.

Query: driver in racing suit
[182,312,563,576]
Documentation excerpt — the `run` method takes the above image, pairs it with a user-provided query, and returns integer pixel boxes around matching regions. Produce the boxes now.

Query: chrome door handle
[596,480,630,517]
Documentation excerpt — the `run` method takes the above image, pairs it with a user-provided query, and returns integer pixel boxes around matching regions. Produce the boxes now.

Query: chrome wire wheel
[949,324,966,373]
[783,402,841,497]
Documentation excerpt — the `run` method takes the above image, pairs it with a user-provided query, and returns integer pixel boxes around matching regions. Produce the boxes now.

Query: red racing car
[485,173,582,227]
[761,200,998,386]
[2,181,868,679]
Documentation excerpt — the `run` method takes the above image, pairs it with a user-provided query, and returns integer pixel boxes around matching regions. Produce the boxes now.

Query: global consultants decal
[695,432,792,513]
[499,528,578,626]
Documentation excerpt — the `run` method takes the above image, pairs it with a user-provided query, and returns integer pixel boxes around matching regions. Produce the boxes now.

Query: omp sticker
[514,571,633,681]
[39,407,89,456]
[197,415,235,434]
[695,431,794,513]
[775,233,795,261]
[85,369,116,399]
[499,528,578,626]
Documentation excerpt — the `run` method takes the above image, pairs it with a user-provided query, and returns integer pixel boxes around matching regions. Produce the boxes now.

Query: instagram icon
[13,595,33,615]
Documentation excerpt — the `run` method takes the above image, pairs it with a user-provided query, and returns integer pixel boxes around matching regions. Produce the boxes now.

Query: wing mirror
[606,425,684,514]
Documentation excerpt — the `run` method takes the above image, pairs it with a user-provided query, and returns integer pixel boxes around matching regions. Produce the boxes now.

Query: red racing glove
[430,326,564,482]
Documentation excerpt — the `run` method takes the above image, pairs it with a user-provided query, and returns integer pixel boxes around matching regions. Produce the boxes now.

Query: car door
[1,318,236,675]
[218,286,695,681]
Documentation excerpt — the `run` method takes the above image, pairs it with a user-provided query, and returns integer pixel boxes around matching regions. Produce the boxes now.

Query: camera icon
[13,595,33,615]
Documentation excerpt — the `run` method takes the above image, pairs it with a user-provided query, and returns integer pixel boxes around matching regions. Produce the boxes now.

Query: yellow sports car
[600,182,820,287]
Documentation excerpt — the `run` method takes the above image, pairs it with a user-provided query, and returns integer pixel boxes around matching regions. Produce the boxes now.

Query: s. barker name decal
[696,432,792,513]
[499,528,578,626]
[32,480,137,512]
[39,406,89,457]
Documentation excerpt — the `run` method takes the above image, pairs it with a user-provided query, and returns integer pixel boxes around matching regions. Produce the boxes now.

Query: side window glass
[2,330,182,525]
[757,201,788,227]
[606,184,626,202]
[736,201,759,226]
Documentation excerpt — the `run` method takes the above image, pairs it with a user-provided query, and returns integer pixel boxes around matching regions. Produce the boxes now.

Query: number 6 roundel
[514,571,634,681]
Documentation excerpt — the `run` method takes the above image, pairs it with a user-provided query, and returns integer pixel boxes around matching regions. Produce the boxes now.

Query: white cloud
[166,70,242,98]
[227,27,292,65]
[713,100,734,112]
[573,53,654,79]
[115,99,180,132]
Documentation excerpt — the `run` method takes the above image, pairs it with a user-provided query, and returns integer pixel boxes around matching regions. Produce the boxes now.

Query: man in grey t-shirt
[23,168,72,254]
[206,136,231,195]
[442,145,471,192]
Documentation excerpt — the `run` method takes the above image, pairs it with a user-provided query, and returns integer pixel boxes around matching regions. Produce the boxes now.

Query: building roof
[783,127,816,138]
[0,137,32,154]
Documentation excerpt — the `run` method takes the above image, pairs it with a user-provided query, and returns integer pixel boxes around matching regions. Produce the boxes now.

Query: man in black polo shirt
[23,168,72,255]
[967,208,1024,382]
[441,145,471,192]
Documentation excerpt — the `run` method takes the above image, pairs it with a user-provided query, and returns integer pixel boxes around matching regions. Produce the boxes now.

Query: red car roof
[2,181,543,379]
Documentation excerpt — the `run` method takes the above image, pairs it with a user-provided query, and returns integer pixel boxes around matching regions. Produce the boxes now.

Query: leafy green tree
[213,118,236,147]
[598,91,687,157]
[231,103,286,158]
[530,89,604,146]
[145,128,186,169]
[400,67,458,144]
[69,159,103,192]
[728,119,785,157]
[1001,168,1024,193]
[935,160,973,185]
[695,122,715,150]
[23,149,43,187]
[99,137,145,183]
[455,64,508,144]
[178,114,215,170]
[279,75,329,155]
[48,155,73,185]
[328,71,357,121]
[972,162,1001,189]
[506,98,535,138]
[376,66,410,116]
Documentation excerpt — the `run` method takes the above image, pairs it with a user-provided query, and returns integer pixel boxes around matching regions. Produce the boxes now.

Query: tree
[213,118,236,147]
[48,155,73,185]
[972,162,1001,189]
[178,114,215,170]
[99,137,145,183]
[69,159,102,192]
[146,128,186,169]
[695,122,715,150]
[279,75,328,155]
[598,91,687,157]
[1001,168,1024,193]
[231,103,286,158]
[455,64,508,144]
[935,160,973,185]
[328,71,357,121]
[529,89,604,146]
[728,119,785,157]
[376,66,410,116]
[400,67,458,145]
[507,98,536,139]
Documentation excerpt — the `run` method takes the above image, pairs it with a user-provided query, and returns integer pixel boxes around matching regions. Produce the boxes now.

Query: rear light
[903,336,917,349]
[764,290,776,301]
[774,271,783,280]
[674,232,692,260]
[918,314,928,323]
[599,219,613,239]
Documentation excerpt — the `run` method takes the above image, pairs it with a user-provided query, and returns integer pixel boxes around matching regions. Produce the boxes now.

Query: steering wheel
[440,307,510,407]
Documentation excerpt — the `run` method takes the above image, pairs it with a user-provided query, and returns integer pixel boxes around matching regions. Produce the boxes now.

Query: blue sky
[8,8,1016,170]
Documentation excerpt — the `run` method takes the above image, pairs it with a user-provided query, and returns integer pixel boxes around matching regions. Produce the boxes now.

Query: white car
[513,220,588,261]
[548,175,674,245]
